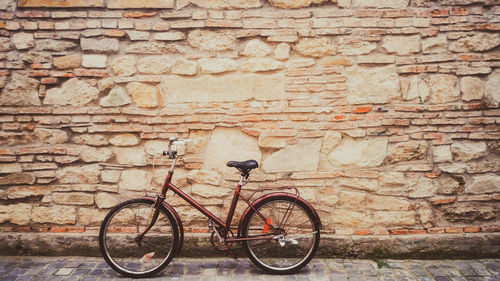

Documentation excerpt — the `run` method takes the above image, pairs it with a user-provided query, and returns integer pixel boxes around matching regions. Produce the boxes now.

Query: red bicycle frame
[137,157,278,244]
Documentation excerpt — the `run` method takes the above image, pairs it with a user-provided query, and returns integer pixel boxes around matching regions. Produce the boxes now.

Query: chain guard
[210,229,234,251]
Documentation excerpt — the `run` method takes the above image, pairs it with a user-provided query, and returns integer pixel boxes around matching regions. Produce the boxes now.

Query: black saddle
[226,159,258,175]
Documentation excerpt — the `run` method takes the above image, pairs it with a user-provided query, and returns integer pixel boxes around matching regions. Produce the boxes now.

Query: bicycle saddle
[226,159,259,173]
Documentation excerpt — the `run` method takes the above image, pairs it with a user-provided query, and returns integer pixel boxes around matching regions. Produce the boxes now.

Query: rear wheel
[241,195,320,274]
[99,198,179,278]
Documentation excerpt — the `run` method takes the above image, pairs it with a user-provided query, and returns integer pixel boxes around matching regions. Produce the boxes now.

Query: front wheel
[99,198,179,278]
[241,195,320,274]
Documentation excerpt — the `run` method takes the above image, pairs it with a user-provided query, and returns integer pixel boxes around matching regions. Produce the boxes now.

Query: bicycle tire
[241,195,320,274]
[99,198,179,278]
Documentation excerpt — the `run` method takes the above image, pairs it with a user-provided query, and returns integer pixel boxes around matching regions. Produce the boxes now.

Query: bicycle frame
[139,157,279,244]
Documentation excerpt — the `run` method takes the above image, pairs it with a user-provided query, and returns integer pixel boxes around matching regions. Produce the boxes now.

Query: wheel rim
[245,200,317,271]
[102,202,175,275]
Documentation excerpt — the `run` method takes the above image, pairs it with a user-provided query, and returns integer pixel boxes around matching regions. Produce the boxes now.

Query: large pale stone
[426,74,460,104]
[466,174,500,194]
[34,128,68,144]
[112,56,136,77]
[294,37,334,58]
[269,0,312,8]
[32,206,76,224]
[466,33,500,52]
[126,82,159,108]
[78,208,107,225]
[126,30,149,41]
[408,177,436,198]
[161,73,285,103]
[100,87,132,107]
[36,40,77,51]
[329,210,372,228]
[191,184,230,198]
[387,141,428,163]
[114,147,147,166]
[187,30,236,51]
[171,59,197,76]
[0,163,21,174]
[72,134,108,146]
[81,38,119,53]
[401,75,429,103]
[433,145,452,163]
[82,54,107,68]
[53,54,81,69]
[53,192,94,205]
[285,58,315,68]
[418,202,435,228]
[328,137,388,168]
[460,76,484,101]
[351,0,409,8]
[345,65,400,104]
[263,139,322,172]
[240,58,283,72]
[138,56,171,74]
[178,0,261,9]
[144,140,172,156]
[13,33,34,50]
[56,165,100,184]
[120,169,150,191]
[241,40,272,57]
[0,37,10,51]
[321,131,342,154]
[373,211,416,227]
[187,170,221,186]
[0,203,31,225]
[451,141,487,161]
[0,173,36,186]
[109,134,139,146]
[485,69,500,105]
[79,146,113,163]
[102,170,121,183]
[44,78,99,106]
[258,136,288,149]
[274,43,290,60]
[0,73,40,106]
[203,128,262,174]
[199,58,238,74]
[338,41,376,56]
[378,172,407,187]
[422,34,447,54]
[154,31,185,41]
[7,186,51,199]
[108,0,174,8]
[366,194,411,211]
[95,192,120,209]
[382,35,420,55]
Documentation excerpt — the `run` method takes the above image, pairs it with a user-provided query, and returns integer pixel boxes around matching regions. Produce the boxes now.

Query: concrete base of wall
[1,232,499,259]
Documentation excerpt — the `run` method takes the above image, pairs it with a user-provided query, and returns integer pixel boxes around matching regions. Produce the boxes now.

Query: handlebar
[163,138,190,159]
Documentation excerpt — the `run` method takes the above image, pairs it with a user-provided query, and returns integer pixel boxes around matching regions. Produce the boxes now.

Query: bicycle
[99,138,322,278]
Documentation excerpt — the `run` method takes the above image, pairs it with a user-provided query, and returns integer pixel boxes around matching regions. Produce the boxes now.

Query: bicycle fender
[142,196,184,255]
[237,192,322,238]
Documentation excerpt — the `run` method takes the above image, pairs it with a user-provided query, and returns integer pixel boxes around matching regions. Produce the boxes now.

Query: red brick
[431,9,449,17]
[123,12,158,18]
[431,197,456,205]
[409,229,427,235]
[391,229,409,235]
[28,70,50,77]
[450,7,469,16]
[16,11,50,18]
[427,228,445,234]
[353,107,371,114]
[354,230,372,235]
[463,226,480,233]
[445,227,463,234]
[426,172,440,178]
[41,77,58,84]
[49,227,67,233]
[67,227,85,233]
[104,29,125,37]
[481,226,500,233]
[14,227,31,232]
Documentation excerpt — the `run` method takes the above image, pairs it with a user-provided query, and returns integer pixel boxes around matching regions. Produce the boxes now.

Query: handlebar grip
[162,151,167,156]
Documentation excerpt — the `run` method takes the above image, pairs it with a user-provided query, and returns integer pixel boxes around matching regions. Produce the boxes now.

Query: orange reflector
[263,218,271,234]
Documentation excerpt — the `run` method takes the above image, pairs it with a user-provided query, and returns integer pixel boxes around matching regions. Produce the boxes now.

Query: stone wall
[0,0,499,254]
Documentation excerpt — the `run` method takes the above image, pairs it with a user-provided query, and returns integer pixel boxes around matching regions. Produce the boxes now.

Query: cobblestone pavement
[0,256,499,281]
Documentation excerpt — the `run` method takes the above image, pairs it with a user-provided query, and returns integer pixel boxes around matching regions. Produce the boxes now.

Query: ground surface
[0,256,499,281]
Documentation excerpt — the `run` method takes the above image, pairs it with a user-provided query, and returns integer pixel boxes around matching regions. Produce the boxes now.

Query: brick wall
[0,0,499,243]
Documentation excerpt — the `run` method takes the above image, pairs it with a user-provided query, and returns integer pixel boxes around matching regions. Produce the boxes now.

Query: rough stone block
[107,0,174,8]
[32,205,76,224]
[345,65,400,104]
